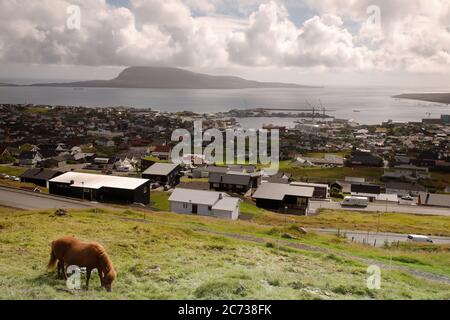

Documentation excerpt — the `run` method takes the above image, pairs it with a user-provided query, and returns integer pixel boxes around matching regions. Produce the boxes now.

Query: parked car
[341,196,369,208]
[407,234,433,243]
[401,195,414,201]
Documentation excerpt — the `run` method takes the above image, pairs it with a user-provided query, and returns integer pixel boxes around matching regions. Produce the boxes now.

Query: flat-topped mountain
[31,66,319,89]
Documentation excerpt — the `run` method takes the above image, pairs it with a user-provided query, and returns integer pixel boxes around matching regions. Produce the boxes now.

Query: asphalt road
[313,228,450,247]
[0,186,97,210]
[309,201,450,216]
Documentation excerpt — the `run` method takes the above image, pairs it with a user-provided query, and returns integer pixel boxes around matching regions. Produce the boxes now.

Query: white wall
[170,200,238,220]
[170,201,214,217]
[213,206,239,220]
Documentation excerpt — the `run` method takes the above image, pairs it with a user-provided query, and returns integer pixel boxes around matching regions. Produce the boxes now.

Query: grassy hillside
[0,206,449,300]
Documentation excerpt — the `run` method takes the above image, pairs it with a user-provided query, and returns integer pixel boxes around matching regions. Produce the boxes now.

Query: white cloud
[0,0,449,74]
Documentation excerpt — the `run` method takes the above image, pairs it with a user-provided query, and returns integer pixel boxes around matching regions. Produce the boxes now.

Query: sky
[0,0,449,87]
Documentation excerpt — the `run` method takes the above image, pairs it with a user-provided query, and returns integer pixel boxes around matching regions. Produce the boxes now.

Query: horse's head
[103,267,117,292]
[98,250,117,292]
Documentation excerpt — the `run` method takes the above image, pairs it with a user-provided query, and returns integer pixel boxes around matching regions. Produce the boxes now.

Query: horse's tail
[47,245,57,270]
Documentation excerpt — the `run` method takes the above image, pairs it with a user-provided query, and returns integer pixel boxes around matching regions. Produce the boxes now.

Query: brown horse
[47,236,117,292]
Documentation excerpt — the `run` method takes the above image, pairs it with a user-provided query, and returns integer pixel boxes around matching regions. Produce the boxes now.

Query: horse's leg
[86,268,92,290]
[63,264,68,281]
[57,260,63,279]
[99,269,104,287]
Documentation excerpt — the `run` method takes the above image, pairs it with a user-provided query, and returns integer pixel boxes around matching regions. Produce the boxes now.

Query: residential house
[290,182,329,199]
[20,168,63,188]
[348,151,383,167]
[38,156,66,169]
[142,163,181,187]
[264,172,292,184]
[192,165,229,179]
[152,145,171,160]
[351,183,384,201]
[294,154,344,167]
[252,183,314,215]
[168,188,240,220]
[18,151,43,166]
[209,171,261,194]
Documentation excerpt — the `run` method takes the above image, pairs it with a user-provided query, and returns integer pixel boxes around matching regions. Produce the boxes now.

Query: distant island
[394,93,450,105]
[27,66,320,90]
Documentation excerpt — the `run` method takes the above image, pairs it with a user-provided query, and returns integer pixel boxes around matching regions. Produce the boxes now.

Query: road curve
[0,186,98,210]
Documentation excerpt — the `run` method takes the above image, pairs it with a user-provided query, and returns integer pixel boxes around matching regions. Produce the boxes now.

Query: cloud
[0,0,449,74]
[227,2,372,69]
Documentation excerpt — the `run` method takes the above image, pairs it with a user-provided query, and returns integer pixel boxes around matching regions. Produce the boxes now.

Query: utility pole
[82,181,84,202]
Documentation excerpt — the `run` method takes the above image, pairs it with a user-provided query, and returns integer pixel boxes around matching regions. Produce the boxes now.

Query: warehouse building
[49,172,150,205]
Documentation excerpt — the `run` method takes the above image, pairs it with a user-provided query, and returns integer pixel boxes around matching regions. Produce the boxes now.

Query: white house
[168,188,240,220]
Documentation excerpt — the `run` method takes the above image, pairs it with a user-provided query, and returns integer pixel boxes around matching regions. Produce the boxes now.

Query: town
[0,103,449,220]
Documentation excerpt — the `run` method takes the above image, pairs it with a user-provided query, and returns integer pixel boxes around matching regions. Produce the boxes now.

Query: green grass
[0,207,449,299]
[268,161,384,183]
[142,156,169,164]
[252,209,450,237]
[150,191,170,211]
[0,165,26,177]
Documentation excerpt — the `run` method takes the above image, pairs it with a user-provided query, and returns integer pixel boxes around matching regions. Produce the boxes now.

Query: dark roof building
[209,171,261,194]
[252,183,314,215]
[385,182,426,196]
[20,168,63,188]
[349,151,383,167]
[142,163,181,187]
[49,172,150,205]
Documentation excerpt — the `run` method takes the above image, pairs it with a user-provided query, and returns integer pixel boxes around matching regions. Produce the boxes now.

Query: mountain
[394,93,450,105]
[31,66,319,89]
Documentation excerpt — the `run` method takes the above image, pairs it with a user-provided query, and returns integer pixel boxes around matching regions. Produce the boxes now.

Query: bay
[0,85,449,125]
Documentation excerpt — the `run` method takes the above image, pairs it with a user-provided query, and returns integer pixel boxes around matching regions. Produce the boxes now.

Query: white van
[341,196,369,208]
[407,234,434,243]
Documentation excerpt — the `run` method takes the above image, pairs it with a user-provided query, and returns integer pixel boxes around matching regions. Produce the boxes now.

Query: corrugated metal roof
[143,163,179,176]
[169,188,229,206]
[209,172,251,185]
[252,183,314,200]
[212,197,240,211]
[49,172,149,190]
[419,192,450,207]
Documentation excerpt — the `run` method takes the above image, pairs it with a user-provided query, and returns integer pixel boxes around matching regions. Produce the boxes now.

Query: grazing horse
[47,236,117,292]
